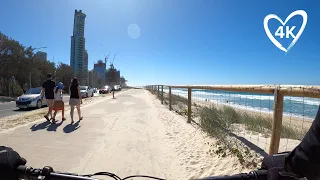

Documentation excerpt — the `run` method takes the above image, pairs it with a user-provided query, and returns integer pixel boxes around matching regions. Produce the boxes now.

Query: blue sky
[0,0,319,86]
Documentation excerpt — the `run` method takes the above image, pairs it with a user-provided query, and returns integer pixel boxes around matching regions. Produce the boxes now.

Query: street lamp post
[11,76,15,96]
[8,76,15,97]
[29,46,47,89]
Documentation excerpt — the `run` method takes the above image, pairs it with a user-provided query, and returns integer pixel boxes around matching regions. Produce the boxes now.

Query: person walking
[111,82,116,99]
[41,73,55,122]
[69,77,83,124]
[51,82,66,123]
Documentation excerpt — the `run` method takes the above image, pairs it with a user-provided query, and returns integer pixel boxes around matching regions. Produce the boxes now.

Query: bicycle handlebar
[16,166,99,180]
[16,165,269,180]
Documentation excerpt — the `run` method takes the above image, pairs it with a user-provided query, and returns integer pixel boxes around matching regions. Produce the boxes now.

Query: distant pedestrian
[41,73,55,122]
[69,77,83,124]
[51,82,66,123]
[111,82,116,99]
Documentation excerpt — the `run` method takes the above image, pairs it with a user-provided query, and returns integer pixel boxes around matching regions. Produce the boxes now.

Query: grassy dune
[148,89,308,168]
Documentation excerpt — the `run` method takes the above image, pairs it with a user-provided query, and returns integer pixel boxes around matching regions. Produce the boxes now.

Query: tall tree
[0,32,57,96]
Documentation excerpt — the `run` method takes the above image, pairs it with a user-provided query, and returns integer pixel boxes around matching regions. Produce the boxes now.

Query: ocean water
[161,88,319,120]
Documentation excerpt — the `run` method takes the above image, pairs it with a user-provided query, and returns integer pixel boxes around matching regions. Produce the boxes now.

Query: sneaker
[44,115,50,122]
[51,119,56,124]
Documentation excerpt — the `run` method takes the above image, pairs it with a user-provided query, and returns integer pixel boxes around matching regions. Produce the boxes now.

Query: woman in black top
[69,77,83,124]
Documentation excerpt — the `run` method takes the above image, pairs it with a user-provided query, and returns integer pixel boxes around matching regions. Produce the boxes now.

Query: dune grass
[148,89,309,145]
[148,88,308,168]
[148,89,307,141]
[199,105,307,140]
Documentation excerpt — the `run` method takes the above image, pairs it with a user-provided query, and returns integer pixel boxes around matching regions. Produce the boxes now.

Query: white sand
[75,90,253,179]
[230,124,301,153]
[164,92,303,154]
[144,91,253,179]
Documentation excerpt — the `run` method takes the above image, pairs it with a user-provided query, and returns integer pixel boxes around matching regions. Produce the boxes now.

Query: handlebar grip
[16,165,30,179]
[16,165,98,180]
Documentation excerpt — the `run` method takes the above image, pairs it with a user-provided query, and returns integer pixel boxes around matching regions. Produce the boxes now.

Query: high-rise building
[35,51,47,61]
[84,50,88,85]
[70,9,87,85]
[120,76,127,87]
[106,64,120,85]
[89,70,98,88]
[88,70,93,87]
[93,60,106,87]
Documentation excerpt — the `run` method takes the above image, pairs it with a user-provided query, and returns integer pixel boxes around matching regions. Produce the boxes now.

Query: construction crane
[104,52,110,66]
[101,43,111,68]
[110,53,117,69]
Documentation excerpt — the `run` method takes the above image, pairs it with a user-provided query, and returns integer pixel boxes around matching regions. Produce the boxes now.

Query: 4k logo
[264,10,308,53]
[275,26,296,39]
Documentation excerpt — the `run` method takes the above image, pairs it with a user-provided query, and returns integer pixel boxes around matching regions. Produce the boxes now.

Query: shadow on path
[30,121,51,131]
[47,120,65,132]
[228,132,268,157]
[63,120,81,133]
[14,108,33,112]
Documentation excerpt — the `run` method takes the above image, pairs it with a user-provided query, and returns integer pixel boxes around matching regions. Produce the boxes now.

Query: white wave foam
[162,89,317,119]
[284,96,320,106]
[166,89,319,106]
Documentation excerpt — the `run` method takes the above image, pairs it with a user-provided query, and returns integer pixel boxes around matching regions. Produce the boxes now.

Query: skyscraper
[35,51,47,61]
[106,64,121,85]
[70,10,87,85]
[93,60,106,87]
[84,50,88,85]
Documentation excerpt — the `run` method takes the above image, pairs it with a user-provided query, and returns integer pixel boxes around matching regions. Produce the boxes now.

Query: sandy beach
[155,91,305,154]
[146,90,254,179]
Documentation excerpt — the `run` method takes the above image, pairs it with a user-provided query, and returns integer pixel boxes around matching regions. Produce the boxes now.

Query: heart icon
[263,10,307,52]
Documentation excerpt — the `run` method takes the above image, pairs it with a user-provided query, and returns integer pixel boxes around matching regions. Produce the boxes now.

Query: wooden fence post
[269,86,284,155]
[161,85,164,104]
[157,85,160,98]
[169,87,172,110]
[187,87,192,123]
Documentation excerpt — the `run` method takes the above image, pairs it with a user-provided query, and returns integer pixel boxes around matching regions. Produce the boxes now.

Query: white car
[16,87,48,109]
[113,85,121,91]
[80,86,94,98]
[99,85,112,94]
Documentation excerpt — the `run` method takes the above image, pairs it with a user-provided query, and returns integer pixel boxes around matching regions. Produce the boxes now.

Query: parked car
[80,86,94,98]
[112,85,121,91]
[16,87,47,109]
[99,85,112,94]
